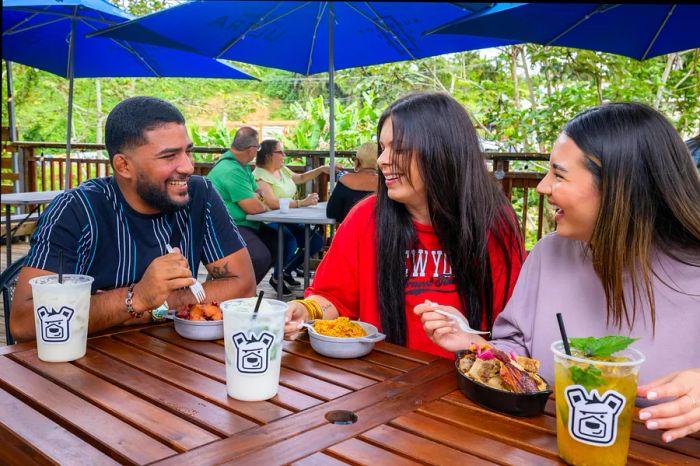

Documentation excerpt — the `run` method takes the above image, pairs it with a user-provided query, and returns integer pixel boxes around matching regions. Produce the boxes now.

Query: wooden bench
[0,212,40,239]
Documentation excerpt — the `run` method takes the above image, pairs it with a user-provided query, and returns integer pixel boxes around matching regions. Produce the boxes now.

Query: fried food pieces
[176,303,222,321]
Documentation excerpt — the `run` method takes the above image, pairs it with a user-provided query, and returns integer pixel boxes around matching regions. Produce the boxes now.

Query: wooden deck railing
[8,142,551,247]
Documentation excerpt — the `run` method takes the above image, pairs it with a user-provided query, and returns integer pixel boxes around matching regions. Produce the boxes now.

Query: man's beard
[135,173,190,214]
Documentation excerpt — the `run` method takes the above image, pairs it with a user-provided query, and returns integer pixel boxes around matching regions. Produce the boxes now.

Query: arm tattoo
[321,303,332,313]
[210,262,231,279]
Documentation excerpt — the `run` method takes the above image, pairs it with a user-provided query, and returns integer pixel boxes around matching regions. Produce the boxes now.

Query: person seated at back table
[253,139,328,295]
[326,141,378,223]
[418,102,700,442]
[208,126,279,284]
[284,92,525,358]
[10,96,256,341]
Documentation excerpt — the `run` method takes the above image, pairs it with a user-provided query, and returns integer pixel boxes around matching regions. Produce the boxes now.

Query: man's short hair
[105,96,186,163]
[231,126,259,151]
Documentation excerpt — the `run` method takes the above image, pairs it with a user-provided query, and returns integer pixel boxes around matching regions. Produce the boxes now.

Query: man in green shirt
[208,127,278,285]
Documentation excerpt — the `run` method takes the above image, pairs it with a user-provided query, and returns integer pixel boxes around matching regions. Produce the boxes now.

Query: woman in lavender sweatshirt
[417,102,700,442]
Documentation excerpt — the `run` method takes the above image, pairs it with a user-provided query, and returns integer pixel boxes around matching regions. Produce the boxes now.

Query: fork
[433,308,490,335]
[165,244,206,303]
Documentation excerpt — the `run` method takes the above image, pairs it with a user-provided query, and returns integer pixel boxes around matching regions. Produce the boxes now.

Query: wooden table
[247,202,336,297]
[1,190,62,265]
[1,325,698,465]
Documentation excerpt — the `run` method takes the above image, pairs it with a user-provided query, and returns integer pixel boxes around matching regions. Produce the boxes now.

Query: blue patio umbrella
[90,1,516,189]
[3,0,255,190]
[427,3,700,61]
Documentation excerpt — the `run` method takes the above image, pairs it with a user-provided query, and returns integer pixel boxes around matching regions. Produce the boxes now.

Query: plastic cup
[29,274,94,362]
[551,340,644,466]
[279,198,291,213]
[221,297,288,401]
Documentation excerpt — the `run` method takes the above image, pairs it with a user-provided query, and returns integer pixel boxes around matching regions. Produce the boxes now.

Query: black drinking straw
[252,290,264,319]
[556,312,571,356]
[57,250,64,284]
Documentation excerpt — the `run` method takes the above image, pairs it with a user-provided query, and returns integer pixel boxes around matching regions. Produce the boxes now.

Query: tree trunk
[654,53,676,108]
[95,79,103,144]
[519,48,545,152]
[520,47,537,110]
[511,47,520,108]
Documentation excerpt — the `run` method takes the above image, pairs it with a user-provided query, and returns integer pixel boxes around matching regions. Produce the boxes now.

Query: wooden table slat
[327,437,426,466]
[89,336,295,422]
[361,424,501,466]
[371,341,441,364]
[283,340,403,381]
[139,326,226,361]
[291,451,352,466]
[111,331,226,376]
[0,387,121,466]
[360,350,423,373]
[114,330,329,412]
[389,411,562,466]
[281,352,377,391]
[215,372,459,466]
[73,347,258,437]
[280,367,353,401]
[0,356,176,464]
[11,350,221,451]
[151,359,457,466]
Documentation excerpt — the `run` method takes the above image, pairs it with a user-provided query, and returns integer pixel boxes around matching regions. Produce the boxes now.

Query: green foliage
[570,365,606,391]
[3,44,698,151]
[278,92,379,150]
[569,336,639,357]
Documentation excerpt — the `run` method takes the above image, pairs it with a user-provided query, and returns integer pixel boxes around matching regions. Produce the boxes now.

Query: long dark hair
[565,102,700,331]
[376,92,523,345]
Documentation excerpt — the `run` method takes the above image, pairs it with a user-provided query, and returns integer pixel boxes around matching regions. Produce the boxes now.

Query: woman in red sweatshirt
[284,92,525,358]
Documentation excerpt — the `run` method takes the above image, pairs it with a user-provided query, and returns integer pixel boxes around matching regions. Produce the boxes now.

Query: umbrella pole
[5,61,17,142]
[328,2,335,192]
[64,12,77,191]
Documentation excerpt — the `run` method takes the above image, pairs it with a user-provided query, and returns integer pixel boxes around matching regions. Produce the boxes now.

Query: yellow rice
[313,317,367,338]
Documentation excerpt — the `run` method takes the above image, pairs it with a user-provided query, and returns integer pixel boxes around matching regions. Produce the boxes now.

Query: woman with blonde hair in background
[326,141,379,223]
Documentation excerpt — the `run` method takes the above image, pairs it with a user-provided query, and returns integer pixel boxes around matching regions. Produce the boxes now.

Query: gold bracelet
[292,299,324,320]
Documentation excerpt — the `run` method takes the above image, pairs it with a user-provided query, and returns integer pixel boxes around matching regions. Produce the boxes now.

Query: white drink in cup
[279,198,291,213]
[221,297,287,401]
[29,274,94,362]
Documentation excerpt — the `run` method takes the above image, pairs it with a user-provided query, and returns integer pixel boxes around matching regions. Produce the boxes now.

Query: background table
[247,202,335,297]
[1,190,61,264]
[1,325,697,465]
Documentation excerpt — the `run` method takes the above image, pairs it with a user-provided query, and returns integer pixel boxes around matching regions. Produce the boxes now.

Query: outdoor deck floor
[0,240,305,346]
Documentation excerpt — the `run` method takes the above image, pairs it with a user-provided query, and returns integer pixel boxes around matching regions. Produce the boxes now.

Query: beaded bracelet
[292,299,324,320]
[125,284,146,319]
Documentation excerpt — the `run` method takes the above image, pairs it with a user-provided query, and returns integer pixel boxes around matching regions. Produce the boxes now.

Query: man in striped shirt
[10,97,256,341]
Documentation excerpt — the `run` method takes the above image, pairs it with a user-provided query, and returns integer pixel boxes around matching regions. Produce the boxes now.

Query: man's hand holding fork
[129,246,203,316]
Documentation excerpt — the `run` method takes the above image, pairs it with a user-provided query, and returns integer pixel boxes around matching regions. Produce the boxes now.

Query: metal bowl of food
[455,346,552,417]
[305,318,386,358]
[168,304,223,341]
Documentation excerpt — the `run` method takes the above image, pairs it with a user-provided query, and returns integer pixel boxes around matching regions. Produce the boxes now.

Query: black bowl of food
[455,344,552,417]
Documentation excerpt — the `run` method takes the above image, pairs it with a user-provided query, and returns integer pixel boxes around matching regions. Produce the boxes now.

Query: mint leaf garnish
[569,336,638,357]
[570,365,605,391]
